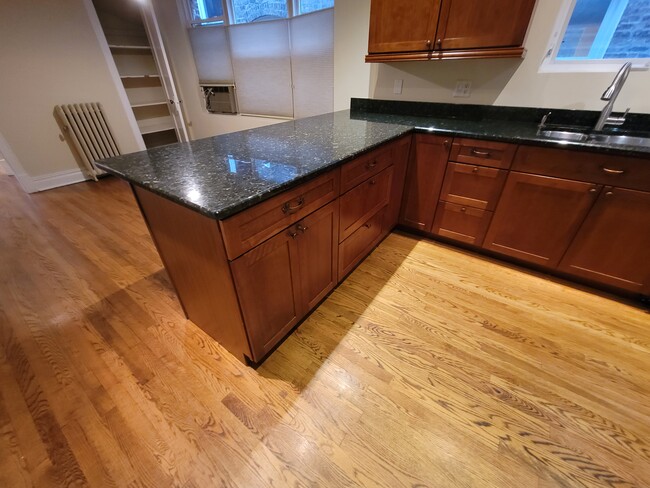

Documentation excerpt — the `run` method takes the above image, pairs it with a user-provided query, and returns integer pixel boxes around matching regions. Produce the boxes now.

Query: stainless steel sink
[588,133,650,148]
[538,129,589,142]
[539,129,650,149]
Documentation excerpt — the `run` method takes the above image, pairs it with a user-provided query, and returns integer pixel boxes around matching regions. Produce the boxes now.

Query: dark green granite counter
[97,99,650,220]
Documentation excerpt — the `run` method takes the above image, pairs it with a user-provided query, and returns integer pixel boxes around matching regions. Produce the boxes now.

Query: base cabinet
[482,173,600,268]
[559,187,650,294]
[399,134,451,232]
[231,201,339,360]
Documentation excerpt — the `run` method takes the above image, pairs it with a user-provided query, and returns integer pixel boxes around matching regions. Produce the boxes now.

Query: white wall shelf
[137,115,175,134]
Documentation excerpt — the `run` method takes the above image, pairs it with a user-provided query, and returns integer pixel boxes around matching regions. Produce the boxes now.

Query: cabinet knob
[288,229,299,238]
[369,179,377,186]
[364,223,372,229]
[426,40,432,47]
[443,140,450,148]
[605,191,614,197]
[366,160,377,170]
[297,224,309,233]
[589,187,598,193]
[436,39,442,48]
[461,207,467,212]
[472,166,479,173]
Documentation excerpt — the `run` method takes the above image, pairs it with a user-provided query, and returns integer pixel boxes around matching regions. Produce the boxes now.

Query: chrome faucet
[594,62,632,131]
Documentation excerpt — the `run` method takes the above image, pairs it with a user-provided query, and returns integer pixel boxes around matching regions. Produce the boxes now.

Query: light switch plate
[393,79,403,95]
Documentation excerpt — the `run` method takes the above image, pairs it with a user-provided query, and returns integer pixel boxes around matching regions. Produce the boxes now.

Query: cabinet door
[368,0,441,54]
[231,229,302,361]
[559,187,650,293]
[483,173,600,268]
[439,162,507,210]
[436,0,536,50]
[296,201,339,311]
[399,134,451,232]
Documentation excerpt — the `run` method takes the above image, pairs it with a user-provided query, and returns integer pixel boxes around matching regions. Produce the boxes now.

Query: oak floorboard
[0,174,648,487]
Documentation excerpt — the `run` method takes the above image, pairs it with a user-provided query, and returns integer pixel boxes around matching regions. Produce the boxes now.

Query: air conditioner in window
[201,84,238,114]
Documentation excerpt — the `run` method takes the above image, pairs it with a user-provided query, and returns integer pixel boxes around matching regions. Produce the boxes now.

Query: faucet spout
[594,62,632,131]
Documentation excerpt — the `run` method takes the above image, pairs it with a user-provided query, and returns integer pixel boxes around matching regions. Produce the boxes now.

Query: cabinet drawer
[220,170,340,260]
[450,138,516,169]
[431,201,492,246]
[340,166,393,242]
[440,162,507,210]
[339,207,386,280]
[513,145,650,192]
[341,145,393,193]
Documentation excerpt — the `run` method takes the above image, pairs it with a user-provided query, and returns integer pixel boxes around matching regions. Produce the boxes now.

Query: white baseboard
[0,158,13,175]
[31,168,89,192]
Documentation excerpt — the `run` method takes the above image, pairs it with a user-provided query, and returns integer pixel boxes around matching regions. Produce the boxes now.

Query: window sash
[540,0,650,72]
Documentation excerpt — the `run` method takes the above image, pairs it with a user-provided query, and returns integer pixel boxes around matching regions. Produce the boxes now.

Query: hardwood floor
[1,174,648,487]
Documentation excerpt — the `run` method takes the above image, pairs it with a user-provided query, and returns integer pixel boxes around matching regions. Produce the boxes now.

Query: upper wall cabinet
[366,0,537,62]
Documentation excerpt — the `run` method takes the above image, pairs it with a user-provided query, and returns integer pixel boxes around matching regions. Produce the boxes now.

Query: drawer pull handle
[602,167,625,175]
[281,196,305,214]
[297,224,308,233]
[471,149,491,158]
[605,191,614,197]
[365,223,372,229]
[366,160,377,169]
[369,179,377,185]
[589,188,598,193]
[472,166,479,173]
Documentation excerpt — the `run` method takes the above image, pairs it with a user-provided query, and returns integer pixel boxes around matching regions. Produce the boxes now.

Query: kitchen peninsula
[98,99,650,364]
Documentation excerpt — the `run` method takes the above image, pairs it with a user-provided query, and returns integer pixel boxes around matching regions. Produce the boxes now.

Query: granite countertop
[97,99,650,220]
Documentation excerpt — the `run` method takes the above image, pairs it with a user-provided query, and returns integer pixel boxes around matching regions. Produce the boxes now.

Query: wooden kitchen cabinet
[559,187,650,294]
[366,0,536,62]
[483,173,600,268]
[436,0,536,51]
[368,0,442,55]
[231,200,339,360]
[399,134,451,232]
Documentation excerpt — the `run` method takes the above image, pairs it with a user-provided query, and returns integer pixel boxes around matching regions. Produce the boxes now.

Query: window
[188,0,334,26]
[187,2,334,118]
[542,0,650,72]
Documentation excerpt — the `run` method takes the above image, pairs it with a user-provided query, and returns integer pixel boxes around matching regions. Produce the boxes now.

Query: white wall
[369,0,650,113]
[333,0,372,111]
[0,0,142,189]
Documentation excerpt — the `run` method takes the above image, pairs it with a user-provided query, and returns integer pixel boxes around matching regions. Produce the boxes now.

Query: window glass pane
[298,0,334,15]
[230,0,288,24]
[189,0,224,21]
[558,0,650,60]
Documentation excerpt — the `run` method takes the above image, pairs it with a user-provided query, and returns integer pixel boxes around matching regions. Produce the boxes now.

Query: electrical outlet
[393,79,403,95]
[453,80,472,98]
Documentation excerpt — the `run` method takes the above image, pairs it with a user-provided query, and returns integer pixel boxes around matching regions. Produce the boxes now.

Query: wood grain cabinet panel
[341,144,393,193]
[368,0,442,54]
[339,207,386,280]
[559,187,650,293]
[366,0,535,61]
[399,134,451,232]
[436,0,536,51]
[440,162,507,210]
[231,200,339,361]
[432,201,492,246]
[296,200,339,311]
[483,172,601,268]
[220,170,339,260]
[449,138,516,169]
[340,165,393,241]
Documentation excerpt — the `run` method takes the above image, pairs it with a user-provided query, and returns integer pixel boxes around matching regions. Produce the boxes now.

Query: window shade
[229,20,294,117]
[289,9,334,118]
[188,25,234,84]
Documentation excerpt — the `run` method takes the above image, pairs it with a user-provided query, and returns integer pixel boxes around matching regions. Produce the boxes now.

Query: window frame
[186,0,330,27]
[539,0,650,73]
